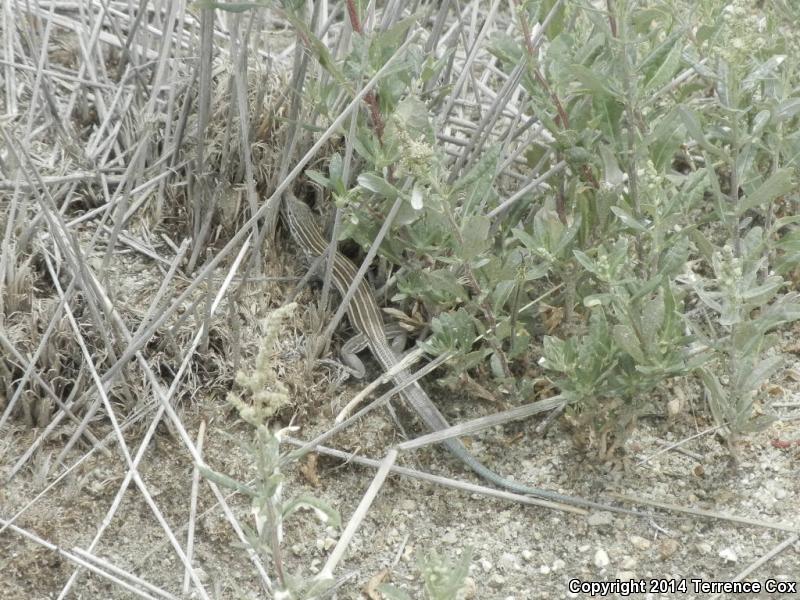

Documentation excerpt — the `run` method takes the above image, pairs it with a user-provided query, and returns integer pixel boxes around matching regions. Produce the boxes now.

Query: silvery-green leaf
[281,495,341,528]
[358,173,399,199]
[410,184,424,210]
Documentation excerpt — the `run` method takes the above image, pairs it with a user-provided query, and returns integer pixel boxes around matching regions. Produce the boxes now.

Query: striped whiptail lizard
[282,191,640,515]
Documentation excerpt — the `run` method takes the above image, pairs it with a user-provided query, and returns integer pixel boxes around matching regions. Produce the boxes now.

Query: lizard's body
[282,192,637,515]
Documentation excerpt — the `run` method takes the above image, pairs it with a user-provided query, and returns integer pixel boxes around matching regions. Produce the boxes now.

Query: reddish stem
[345,0,385,143]
[346,0,363,33]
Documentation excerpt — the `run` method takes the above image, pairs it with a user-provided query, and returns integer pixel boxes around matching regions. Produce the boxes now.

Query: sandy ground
[2,281,798,598]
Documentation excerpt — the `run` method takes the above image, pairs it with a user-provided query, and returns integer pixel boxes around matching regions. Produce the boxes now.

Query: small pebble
[659,539,679,560]
[521,549,533,561]
[719,547,738,563]
[498,552,518,572]
[629,535,651,550]
[594,548,610,568]
[695,542,713,555]
[461,578,476,599]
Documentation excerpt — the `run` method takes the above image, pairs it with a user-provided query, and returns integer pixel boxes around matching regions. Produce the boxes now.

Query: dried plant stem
[318,449,398,581]
[183,420,207,595]
[0,518,175,600]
